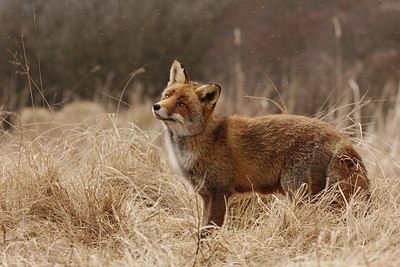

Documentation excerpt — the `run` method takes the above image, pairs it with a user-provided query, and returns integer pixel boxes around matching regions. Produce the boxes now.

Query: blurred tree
[0,0,222,109]
[0,0,399,115]
[203,0,400,114]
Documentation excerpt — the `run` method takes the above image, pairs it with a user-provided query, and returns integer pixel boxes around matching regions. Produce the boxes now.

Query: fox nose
[152,104,161,111]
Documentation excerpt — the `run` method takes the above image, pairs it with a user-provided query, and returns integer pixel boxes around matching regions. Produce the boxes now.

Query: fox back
[152,60,370,234]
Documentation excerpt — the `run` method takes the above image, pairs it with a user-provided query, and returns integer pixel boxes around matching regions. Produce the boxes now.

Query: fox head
[152,60,221,136]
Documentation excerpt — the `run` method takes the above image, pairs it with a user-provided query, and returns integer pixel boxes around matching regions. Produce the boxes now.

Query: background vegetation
[1,0,399,114]
[0,0,399,266]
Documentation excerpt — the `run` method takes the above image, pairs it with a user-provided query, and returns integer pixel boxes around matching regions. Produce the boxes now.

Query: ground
[0,100,399,266]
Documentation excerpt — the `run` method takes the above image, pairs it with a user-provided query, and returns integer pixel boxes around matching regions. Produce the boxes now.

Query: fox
[152,60,370,235]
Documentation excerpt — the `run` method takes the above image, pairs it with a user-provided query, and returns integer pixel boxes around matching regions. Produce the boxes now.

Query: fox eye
[177,102,187,108]
[164,94,170,99]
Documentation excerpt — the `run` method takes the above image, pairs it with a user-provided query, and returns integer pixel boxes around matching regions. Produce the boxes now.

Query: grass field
[0,97,399,266]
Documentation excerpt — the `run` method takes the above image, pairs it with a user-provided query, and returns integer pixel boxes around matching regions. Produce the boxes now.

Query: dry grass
[0,100,399,266]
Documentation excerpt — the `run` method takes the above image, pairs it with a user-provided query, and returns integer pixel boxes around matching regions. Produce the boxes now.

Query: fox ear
[195,84,221,108]
[168,60,189,86]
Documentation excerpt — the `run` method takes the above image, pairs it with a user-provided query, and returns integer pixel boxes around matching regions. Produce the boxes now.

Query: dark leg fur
[327,145,370,204]
[200,193,230,238]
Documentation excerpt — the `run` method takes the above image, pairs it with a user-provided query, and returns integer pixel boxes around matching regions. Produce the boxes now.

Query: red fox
[152,60,369,234]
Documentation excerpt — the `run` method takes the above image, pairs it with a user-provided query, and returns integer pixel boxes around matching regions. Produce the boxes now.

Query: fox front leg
[200,193,229,238]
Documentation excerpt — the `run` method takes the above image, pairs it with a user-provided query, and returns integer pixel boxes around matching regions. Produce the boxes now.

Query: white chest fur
[164,127,198,173]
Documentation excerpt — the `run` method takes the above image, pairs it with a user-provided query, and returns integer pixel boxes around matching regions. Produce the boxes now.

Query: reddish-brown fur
[152,60,370,236]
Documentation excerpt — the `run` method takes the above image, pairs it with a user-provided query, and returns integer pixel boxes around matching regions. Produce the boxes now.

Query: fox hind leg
[326,145,370,204]
[279,151,330,195]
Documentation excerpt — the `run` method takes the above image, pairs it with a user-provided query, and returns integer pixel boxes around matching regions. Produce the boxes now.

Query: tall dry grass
[0,95,399,266]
